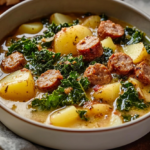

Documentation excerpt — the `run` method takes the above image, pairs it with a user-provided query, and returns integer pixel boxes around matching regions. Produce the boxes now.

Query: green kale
[54,54,85,78]
[31,71,90,111]
[25,50,60,75]
[76,110,89,121]
[144,44,150,54]
[100,13,108,21]
[90,47,113,66]
[113,26,144,45]
[84,12,93,16]
[7,37,38,56]
[122,114,139,122]
[117,81,148,111]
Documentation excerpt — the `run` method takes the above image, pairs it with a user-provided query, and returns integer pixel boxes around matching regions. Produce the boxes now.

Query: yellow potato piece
[123,42,148,64]
[17,22,43,34]
[82,15,100,28]
[93,82,121,103]
[109,114,122,127]
[50,13,74,25]
[87,104,112,116]
[50,106,79,127]
[54,25,92,55]
[101,37,116,52]
[0,69,35,101]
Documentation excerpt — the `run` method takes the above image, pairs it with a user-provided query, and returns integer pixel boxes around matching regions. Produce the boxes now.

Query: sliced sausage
[76,36,103,61]
[98,20,124,39]
[135,61,150,85]
[84,63,111,85]
[108,52,134,75]
[37,70,63,91]
[1,52,26,73]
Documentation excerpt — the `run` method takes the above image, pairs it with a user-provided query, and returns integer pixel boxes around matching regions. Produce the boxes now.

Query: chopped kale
[100,13,108,21]
[25,50,60,75]
[54,54,85,78]
[114,26,144,45]
[76,110,89,121]
[122,114,139,122]
[7,37,38,56]
[112,74,128,82]
[31,71,90,111]
[117,81,148,111]
[90,47,113,66]
[144,44,150,54]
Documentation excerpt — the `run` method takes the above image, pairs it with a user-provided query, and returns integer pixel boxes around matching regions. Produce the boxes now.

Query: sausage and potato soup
[0,13,150,128]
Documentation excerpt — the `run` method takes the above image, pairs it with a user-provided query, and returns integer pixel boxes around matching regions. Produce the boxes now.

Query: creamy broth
[0,13,150,128]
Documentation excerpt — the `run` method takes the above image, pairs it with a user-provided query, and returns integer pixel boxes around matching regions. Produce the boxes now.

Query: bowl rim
[0,0,150,133]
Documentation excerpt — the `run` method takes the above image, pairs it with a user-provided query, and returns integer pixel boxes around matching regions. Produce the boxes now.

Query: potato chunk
[93,82,121,103]
[101,37,116,52]
[109,114,122,127]
[0,69,35,101]
[50,13,74,25]
[54,25,92,55]
[18,22,43,34]
[123,42,148,64]
[50,106,79,127]
[82,15,100,28]
[86,104,112,116]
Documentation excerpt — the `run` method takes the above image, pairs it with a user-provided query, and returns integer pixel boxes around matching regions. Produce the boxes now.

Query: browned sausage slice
[76,36,103,61]
[135,61,150,85]
[1,52,26,73]
[37,70,63,91]
[108,52,134,75]
[98,20,124,39]
[84,63,111,85]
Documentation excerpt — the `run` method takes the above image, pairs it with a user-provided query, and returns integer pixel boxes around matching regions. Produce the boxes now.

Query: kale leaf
[90,47,113,66]
[31,71,90,111]
[54,54,85,78]
[76,110,89,121]
[100,13,108,21]
[113,26,144,45]
[122,114,139,122]
[144,44,150,54]
[25,50,60,75]
[117,81,148,111]
[7,37,38,56]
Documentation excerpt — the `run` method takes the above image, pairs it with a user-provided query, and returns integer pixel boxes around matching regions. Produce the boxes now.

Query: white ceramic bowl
[0,0,150,149]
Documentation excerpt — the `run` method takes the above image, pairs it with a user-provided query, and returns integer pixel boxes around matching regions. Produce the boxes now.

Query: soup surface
[0,13,150,128]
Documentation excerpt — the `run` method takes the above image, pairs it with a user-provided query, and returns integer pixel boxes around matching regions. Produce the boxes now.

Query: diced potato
[50,106,79,127]
[17,22,43,34]
[128,77,150,102]
[93,82,121,103]
[54,25,92,55]
[109,114,122,127]
[82,15,100,28]
[50,13,74,25]
[0,69,35,101]
[123,42,148,64]
[87,104,112,116]
[101,37,116,52]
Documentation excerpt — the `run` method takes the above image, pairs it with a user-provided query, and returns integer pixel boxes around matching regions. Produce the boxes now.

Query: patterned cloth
[0,0,149,150]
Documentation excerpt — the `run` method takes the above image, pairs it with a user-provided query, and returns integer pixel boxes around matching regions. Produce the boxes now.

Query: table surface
[0,1,150,150]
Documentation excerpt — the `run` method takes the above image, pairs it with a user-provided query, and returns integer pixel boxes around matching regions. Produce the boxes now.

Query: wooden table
[0,3,150,150]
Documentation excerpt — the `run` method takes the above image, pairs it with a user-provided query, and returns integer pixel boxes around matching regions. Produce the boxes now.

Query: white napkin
[0,0,149,150]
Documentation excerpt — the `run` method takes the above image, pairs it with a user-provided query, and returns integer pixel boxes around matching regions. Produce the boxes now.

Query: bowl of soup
[0,0,150,149]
